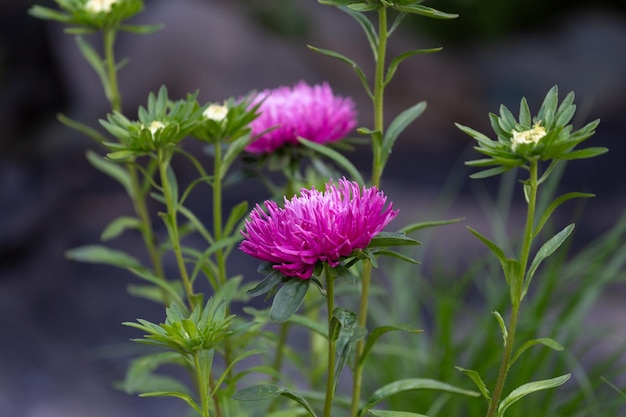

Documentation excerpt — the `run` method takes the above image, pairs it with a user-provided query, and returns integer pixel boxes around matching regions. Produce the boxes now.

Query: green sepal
[119,23,164,34]
[495,374,571,417]
[270,278,311,323]
[233,384,318,417]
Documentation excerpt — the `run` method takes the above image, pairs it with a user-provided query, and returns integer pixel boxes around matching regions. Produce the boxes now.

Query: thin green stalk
[158,152,195,308]
[195,352,211,417]
[350,7,388,417]
[486,161,539,417]
[212,144,228,286]
[101,27,168,304]
[371,7,388,187]
[103,27,121,112]
[322,265,337,417]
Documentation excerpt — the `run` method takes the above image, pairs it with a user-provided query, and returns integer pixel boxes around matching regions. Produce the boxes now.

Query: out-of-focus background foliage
[1,1,625,416]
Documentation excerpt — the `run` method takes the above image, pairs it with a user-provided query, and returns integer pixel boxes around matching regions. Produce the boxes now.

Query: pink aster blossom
[240,178,398,279]
[246,81,357,154]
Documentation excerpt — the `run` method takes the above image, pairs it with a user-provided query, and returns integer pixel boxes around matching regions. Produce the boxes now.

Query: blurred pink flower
[240,178,398,279]
[246,81,357,154]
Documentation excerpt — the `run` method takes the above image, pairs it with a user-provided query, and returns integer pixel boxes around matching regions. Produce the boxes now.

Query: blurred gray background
[1,0,625,416]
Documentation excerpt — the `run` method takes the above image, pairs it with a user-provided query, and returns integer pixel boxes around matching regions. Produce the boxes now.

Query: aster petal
[246,81,357,154]
[240,178,398,279]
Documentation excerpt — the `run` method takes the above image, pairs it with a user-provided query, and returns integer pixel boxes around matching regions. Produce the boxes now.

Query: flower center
[84,0,118,14]
[511,123,546,151]
[203,104,229,121]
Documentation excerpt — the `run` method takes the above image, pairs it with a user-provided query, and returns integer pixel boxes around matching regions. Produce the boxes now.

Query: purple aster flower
[240,178,398,279]
[246,81,357,154]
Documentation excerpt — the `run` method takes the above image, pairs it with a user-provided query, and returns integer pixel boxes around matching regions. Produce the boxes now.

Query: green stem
[195,353,211,417]
[322,265,337,417]
[158,151,195,308]
[212,144,228,286]
[371,6,388,187]
[350,8,388,417]
[486,161,539,417]
[101,27,168,304]
[103,27,121,112]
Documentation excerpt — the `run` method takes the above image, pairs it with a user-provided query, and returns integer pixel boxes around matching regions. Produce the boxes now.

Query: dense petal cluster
[240,179,398,279]
[246,81,357,154]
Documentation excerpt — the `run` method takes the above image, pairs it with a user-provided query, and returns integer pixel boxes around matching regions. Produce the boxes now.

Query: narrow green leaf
[65,245,143,269]
[127,267,186,309]
[119,24,164,34]
[298,137,364,184]
[307,45,372,98]
[492,311,508,347]
[368,410,429,417]
[75,36,109,95]
[233,384,318,417]
[533,192,592,238]
[467,227,508,273]
[222,134,253,177]
[469,165,512,179]
[362,379,479,413]
[118,352,187,395]
[510,338,564,368]
[343,7,379,59]
[496,374,571,417]
[58,113,108,144]
[398,217,463,234]
[382,102,427,166]
[518,97,531,127]
[270,278,311,323]
[224,201,249,237]
[371,249,419,264]
[360,325,422,366]
[107,150,146,161]
[393,4,458,19]
[101,216,141,241]
[248,270,286,297]
[385,50,440,85]
[455,366,491,402]
[558,147,608,161]
[332,308,363,391]
[28,5,72,22]
[523,224,575,298]
[139,391,201,414]
[86,150,132,195]
[368,231,421,248]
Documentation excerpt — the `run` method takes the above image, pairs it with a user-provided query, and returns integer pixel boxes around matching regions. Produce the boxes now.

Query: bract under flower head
[246,81,357,154]
[240,178,398,279]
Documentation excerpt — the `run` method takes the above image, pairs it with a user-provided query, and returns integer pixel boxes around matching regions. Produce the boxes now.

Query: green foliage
[458,86,607,178]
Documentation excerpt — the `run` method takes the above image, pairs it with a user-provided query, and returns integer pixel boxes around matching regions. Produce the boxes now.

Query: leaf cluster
[123,296,246,354]
[28,0,159,34]
[458,85,607,178]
